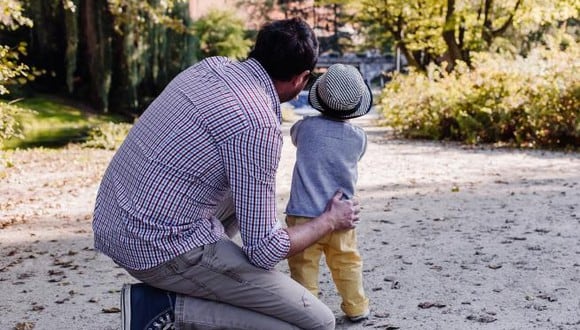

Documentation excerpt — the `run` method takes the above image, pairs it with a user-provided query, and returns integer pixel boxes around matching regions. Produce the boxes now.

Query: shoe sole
[348,310,370,322]
[121,283,132,330]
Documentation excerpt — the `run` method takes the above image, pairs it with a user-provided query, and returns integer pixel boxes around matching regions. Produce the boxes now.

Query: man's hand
[285,189,361,257]
[324,190,360,231]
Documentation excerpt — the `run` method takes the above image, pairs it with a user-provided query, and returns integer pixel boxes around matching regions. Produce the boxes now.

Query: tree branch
[491,0,522,38]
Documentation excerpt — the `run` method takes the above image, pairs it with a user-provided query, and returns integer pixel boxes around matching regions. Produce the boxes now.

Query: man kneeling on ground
[92,17,361,330]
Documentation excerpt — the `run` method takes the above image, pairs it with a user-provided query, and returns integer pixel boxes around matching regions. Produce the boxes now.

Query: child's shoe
[348,309,370,322]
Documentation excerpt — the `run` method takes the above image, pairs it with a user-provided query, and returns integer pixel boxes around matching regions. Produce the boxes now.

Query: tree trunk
[482,0,493,45]
[390,14,420,70]
[442,0,463,72]
[81,0,112,112]
[64,0,79,94]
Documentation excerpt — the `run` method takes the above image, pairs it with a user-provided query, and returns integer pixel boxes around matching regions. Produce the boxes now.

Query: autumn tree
[237,0,354,54]
[350,0,579,71]
[193,9,252,60]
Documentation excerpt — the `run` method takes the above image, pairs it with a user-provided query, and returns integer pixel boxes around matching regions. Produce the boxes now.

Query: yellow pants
[286,216,369,317]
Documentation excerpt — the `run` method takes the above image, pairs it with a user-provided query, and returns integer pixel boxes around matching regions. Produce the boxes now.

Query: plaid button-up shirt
[93,57,290,270]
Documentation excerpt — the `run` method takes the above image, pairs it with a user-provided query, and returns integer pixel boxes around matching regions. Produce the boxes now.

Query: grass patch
[2,96,127,149]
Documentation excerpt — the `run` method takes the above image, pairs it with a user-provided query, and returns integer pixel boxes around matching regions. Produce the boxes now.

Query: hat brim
[308,77,373,119]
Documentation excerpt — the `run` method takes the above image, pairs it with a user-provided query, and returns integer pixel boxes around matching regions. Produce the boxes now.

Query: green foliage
[1,0,198,114]
[108,0,198,113]
[352,0,447,52]
[379,43,579,149]
[0,0,34,92]
[0,100,27,148]
[0,43,33,95]
[193,9,251,60]
[0,0,39,149]
[82,122,132,150]
[0,0,33,29]
[2,96,124,149]
[108,0,191,34]
[349,0,579,71]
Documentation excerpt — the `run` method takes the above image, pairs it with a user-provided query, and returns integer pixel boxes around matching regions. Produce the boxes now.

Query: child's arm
[359,130,368,160]
[289,119,304,146]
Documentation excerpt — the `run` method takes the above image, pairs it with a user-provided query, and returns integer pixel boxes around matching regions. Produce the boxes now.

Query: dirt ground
[1,117,579,330]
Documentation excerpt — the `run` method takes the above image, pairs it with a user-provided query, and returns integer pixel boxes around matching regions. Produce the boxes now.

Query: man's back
[93,57,285,270]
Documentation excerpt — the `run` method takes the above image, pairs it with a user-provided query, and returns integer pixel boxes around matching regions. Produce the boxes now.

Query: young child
[285,64,371,322]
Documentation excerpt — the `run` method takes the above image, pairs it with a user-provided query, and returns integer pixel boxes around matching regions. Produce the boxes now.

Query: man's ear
[293,70,311,87]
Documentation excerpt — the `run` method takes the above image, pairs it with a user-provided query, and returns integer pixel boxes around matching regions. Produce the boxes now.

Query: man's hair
[249,18,319,81]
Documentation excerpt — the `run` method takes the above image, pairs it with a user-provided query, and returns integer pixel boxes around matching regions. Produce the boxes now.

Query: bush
[378,44,579,148]
[0,101,26,148]
[1,97,126,149]
[82,122,132,150]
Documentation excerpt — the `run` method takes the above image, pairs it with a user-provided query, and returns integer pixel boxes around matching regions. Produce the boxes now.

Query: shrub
[0,101,26,148]
[379,43,579,148]
[1,97,128,149]
[82,122,132,150]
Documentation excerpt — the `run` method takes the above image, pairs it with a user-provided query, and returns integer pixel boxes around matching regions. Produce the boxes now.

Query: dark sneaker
[121,283,176,330]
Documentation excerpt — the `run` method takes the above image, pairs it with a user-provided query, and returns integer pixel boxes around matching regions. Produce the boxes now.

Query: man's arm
[285,190,360,257]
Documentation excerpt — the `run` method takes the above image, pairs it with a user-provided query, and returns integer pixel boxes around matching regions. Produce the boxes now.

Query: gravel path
[1,118,579,329]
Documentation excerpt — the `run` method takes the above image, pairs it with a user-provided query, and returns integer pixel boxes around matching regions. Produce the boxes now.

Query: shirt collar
[241,58,282,123]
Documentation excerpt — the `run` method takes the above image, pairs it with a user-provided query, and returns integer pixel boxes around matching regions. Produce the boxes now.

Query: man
[93,18,360,330]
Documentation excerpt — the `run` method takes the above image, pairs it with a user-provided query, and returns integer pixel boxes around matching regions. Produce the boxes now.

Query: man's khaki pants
[128,194,335,330]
